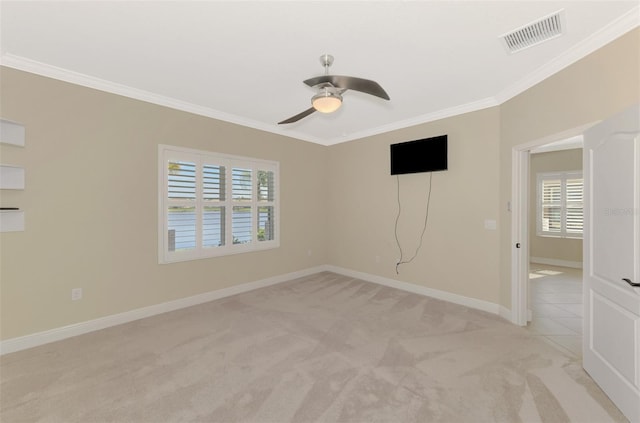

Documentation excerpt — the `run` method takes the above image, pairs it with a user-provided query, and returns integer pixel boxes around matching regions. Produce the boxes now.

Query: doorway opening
[526,142,584,356]
[528,261,583,356]
[511,124,594,355]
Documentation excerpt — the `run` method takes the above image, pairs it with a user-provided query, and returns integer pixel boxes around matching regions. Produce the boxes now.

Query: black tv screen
[390,135,448,175]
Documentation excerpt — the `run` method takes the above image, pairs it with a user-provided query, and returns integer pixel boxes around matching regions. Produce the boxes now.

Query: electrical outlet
[71,288,82,301]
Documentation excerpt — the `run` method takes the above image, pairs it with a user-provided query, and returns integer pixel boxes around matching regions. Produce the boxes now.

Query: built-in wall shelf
[1,119,26,232]
[0,165,25,190]
[0,119,25,147]
[0,210,25,232]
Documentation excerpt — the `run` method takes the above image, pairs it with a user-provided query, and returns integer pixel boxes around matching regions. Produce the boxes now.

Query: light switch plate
[484,219,497,230]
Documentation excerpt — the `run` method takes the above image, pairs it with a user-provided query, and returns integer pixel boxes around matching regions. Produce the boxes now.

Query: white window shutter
[159,145,279,264]
[537,172,583,238]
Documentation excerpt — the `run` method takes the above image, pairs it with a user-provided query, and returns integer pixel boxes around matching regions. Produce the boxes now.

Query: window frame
[158,144,279,264]
[536,170,583,239]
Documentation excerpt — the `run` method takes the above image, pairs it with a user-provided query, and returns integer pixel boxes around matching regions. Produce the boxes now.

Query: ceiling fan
[278,54,390,125]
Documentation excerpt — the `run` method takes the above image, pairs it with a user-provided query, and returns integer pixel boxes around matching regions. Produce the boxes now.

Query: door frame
[511,123,597,325]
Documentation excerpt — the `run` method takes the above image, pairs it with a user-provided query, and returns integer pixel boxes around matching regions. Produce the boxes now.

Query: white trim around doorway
[510,123,595,326]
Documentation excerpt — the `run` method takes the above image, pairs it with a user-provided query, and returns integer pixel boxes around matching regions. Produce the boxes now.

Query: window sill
[536,233,583,240]
[159,241,279,264]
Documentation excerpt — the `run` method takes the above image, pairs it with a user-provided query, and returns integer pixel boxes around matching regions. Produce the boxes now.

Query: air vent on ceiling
[500,10,565,54]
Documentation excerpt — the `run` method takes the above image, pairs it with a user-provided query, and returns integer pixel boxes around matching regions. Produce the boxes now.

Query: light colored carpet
[0,272,627,422]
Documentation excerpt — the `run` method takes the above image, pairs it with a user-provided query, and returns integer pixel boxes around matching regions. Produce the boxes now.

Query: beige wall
[1,28,638,341]
[528,148,583,263]
[327,108,501,303]
[325,28,639,312]
[0,68,328,340]
[499,28,639,308]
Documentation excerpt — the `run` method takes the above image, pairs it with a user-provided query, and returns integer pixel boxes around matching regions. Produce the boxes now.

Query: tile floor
[526,263,583,358]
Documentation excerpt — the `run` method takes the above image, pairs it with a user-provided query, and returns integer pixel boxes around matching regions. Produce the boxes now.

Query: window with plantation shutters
[537,171,583,238]
[159,145,279,263]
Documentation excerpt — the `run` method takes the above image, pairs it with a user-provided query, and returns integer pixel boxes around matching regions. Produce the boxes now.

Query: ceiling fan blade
[304,75,390,100]
[278,107,317,125]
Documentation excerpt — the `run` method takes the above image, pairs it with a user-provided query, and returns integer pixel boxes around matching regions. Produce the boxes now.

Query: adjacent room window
[159,145,279,263]
[536,171,583,238]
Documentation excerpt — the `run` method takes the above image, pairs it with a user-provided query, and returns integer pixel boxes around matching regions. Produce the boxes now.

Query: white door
[583,103,640,422]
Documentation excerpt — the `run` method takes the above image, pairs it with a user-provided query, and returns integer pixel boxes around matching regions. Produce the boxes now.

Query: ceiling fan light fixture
[311,89,342,113]
[278,54,389,124]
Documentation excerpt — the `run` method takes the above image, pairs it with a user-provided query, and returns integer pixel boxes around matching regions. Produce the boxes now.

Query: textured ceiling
[1,1,638,145]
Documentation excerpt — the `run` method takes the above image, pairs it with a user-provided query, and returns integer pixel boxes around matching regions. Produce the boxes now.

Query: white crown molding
[1,6,637,147]
[494,6,640,105]
[0,54,326,145]
[0,54,500,146]
[322,97,501,146]
[0,266,327,355]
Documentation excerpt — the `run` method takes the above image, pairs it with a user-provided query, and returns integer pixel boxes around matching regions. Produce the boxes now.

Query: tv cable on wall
[390,135,447,274]
[394,173,433,274]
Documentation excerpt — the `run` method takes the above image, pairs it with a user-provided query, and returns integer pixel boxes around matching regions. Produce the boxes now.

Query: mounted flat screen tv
[390,135,448,175]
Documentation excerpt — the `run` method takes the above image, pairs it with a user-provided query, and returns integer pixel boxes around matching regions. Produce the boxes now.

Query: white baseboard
[0,266,326,355]
[499,306,513,323]
[1,265,511,355]
[325,265,504,317]
[530,257,583,269]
